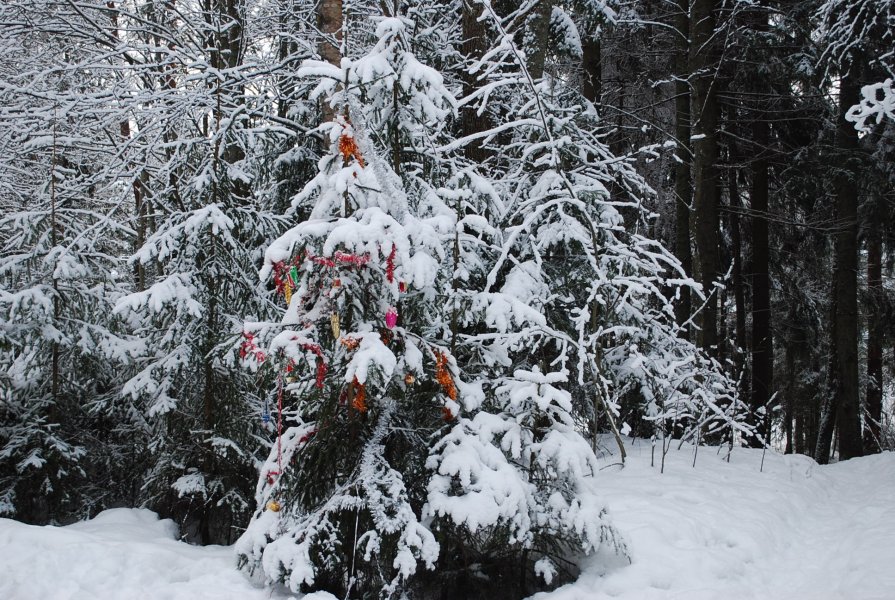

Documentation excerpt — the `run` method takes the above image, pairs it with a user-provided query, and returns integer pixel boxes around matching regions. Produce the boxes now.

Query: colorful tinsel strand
[340,336,360,351]
[435,351,458,401]
[386,244,396,283]
[239,332,266,363]
[305,250,371,269]
[339,133,365,167]
[351,377,367,413]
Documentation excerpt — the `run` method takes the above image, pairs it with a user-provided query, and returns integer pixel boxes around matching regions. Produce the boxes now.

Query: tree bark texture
[673,0,692,338]
[865,219,883,453]
[690,0,721,356]
[581,36,602,106]
[461,0,491,162]
[821,64,864,462]
[832,66,863,461]
[527,0,552,81]
[784,344,795,453]
[318,0,342,122]
[750,113,773,444]
[815,319,839,464]
[108,2,147,291]
[728,164,747,395]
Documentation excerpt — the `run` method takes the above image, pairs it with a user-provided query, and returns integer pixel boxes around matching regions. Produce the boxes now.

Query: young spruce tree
[236,12,458,597]
[238,2,746,598]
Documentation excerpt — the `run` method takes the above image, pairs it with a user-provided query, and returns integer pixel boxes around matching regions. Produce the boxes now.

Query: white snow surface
[0,508,291,600]
[537,440,895,600]
[1,445,894,600]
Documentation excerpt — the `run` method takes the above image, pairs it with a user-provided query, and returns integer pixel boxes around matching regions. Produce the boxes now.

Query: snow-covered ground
[540,440,895,600]
[1,443,893,600]
[0,508,286,600]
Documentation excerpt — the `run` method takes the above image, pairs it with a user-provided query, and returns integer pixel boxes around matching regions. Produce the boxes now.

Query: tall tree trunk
[815,318,839,464]
[108,1,147,291]
[581,36,601,106]
[784,342,795,453]
[750,111,773,446]
[865,218,883,453]
[50,112,60,408]
[461,0,491,162]
[832,65,863,461]
[728,162,748,395]
[690,0,721,355]
[277,12,296,120]
[818,64,863,463]
[318,0,342,122]
[220,0,248,189]
[673,0,692,337]
[527,0,552,81]
[163,0,184,214]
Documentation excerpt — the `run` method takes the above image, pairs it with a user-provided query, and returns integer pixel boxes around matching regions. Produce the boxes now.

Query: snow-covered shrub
[423,4,747,593]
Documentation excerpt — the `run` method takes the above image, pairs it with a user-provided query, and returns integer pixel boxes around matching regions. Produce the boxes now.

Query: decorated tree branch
[236,14,459,597]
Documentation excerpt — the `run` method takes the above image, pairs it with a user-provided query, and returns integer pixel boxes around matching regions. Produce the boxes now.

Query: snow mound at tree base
[1,446,894,600]
[0,508,289,600]
[537,440,895,600]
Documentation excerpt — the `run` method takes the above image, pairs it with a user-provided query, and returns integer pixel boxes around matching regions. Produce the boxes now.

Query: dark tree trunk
[527,0,552,81]
[461,0,491,162]
[815,322,839,464]
[800,351,823,457]
[831,66,863,461]
[865,222,883,453]
[109,2,148,291]
[818,64,863,463]
[673,0,692,337]
[690,0,721,356]
[318,0,342,122]
[728,164,748,396]
[784,343,795,454]
[277,14,296,120]
[581,37,602,106]
[220,0,248,183]
[750,113,773,445]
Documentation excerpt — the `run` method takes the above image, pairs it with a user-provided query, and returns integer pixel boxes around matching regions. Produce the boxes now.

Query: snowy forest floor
[537,439,895,600]
[1,441,893,600]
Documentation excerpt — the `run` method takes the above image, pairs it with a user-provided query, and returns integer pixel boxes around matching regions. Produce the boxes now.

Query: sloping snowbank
[538,440,895,600]
[1,444,893,600]
[0,508,288,600]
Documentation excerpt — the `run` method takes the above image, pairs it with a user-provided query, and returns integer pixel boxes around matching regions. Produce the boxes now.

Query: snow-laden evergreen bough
[423,1,749,589]
[236,15,458,597]
[817,0,895,129]
[237,2,748,598]
[0,0,148,521]
[0,0,323,534]
[105,0,305,541]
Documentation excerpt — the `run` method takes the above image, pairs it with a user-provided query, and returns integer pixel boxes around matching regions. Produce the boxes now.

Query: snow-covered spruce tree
[0,0,142,522]
[256,0,325,216]
[0,111,132,523]
[235,12,460,598]
[110,0,293,543]
[424,3,749,594]
[238,2,747,598]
